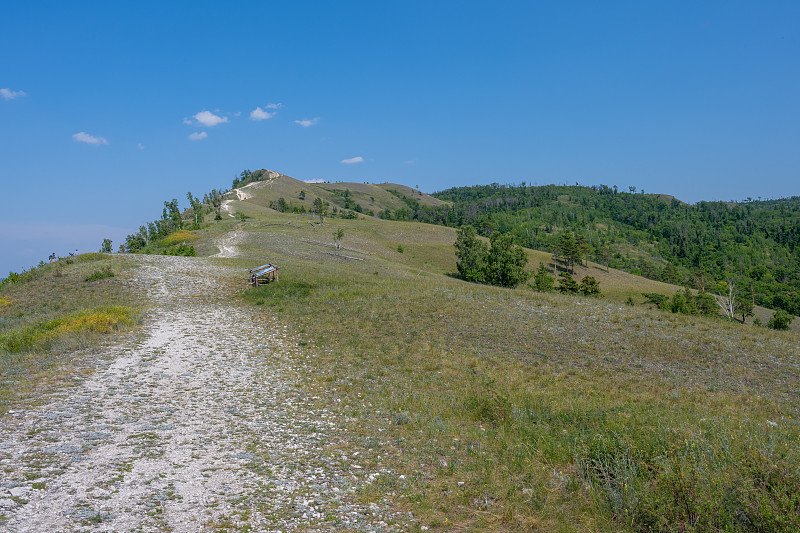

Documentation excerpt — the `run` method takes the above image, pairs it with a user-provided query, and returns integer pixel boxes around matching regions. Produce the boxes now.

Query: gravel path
[212,229,247,258]
[0,255,406,532]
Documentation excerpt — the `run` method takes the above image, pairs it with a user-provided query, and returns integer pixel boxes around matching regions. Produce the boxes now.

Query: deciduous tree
[485,232,530,288]
[454,226,488,283]
[333,228,344,250]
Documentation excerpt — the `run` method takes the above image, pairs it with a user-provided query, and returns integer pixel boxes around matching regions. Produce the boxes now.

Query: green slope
[225,168,447,219]
[184,201,800,531]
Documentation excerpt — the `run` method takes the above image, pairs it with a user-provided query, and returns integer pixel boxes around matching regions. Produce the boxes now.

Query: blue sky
[2,1,799,274]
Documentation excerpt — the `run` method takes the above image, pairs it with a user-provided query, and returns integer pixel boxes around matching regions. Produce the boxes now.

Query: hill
[225,168,447,220]
[192,202,800,530]
[12,170,796,530]
[210,173,799,321]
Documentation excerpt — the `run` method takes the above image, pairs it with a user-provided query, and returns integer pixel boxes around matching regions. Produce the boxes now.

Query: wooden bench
[249,263,279,286]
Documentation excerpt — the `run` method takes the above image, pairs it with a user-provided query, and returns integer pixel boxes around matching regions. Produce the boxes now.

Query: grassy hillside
[226,169,447,219]
[184,199,800,531]
[15,173,798,530]
[0,253,142,414]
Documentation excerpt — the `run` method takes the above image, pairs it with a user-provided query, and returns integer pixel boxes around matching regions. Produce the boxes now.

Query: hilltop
[225,168,447,220]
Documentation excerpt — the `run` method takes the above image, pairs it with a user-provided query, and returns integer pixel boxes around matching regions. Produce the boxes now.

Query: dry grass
[215,207,800,531]
[0,254,143,415]
[232,172,446,219]
[160,229,199,247]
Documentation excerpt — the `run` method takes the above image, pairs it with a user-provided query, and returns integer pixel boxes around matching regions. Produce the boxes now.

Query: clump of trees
[643,289,717,316]
[454,226,530,288]
[642,286,746,320]
[531,263,601,296]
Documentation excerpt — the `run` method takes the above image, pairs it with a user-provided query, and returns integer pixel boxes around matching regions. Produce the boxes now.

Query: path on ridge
[0,255,405,532]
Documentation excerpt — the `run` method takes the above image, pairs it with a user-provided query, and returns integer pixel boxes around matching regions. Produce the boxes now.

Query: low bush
[85,267,115,282]
[767,309,794,330]
[162,244,196,256]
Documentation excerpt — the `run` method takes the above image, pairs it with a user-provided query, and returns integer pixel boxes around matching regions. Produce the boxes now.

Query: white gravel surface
[0,255,407,532]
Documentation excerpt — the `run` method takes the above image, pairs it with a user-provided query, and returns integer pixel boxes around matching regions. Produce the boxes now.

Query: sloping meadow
[236,213,800,531]
[0,253,142,413]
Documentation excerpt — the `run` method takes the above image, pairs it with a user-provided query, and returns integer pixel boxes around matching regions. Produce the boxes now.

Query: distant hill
[227,169,447,219]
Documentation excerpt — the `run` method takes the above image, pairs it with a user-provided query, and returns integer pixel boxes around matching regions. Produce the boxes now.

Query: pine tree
[579,275,601,296]
[533,262,554,292]
[557,271,579,294]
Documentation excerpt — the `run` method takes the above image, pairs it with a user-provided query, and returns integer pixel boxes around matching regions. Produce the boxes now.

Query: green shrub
[162,244,196,257]
[767,309,793,330]
[577,434,645,519]
[557,271,579,294]
[85,267,114,282]
[532,262,554,292]
[642,292,669,309]
[579,275,601,296]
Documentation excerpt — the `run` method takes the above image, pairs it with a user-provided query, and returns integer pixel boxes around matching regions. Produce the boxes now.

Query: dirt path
[212,229,246,258]
[0,255,406,531]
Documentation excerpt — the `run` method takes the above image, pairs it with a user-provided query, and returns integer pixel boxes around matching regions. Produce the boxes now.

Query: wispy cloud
[189,131,208,141]
[341,156,364,164]
[72,132,109,145]
[193,110,228,127]
[250,106,276,121]
[266,103,283,109]
[294,117,319,128]
[137,143,146,150]
[0,88,26,100]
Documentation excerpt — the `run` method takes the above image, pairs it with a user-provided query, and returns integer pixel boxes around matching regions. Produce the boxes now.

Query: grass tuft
[85,267,115,282]
[0,306,140,354]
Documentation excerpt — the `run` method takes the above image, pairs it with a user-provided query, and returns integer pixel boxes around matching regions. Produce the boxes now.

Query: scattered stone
[0,256,410,531]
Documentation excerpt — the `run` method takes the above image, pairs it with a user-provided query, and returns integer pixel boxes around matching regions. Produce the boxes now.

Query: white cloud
[183,117,192,125]
[303,179,325,184]
[0,88,26,100]
[137,143,146,150]
[189,131,208,141]
[72,132,109,145]
[233,111,241,117]
[266,103,283,109]
[193,110,228,127]
[294,117,319,128]
[250,106,276,121]
[341,156,364,164]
